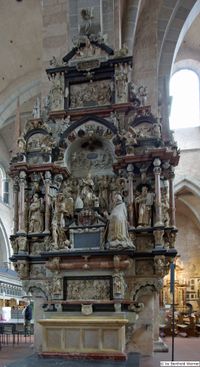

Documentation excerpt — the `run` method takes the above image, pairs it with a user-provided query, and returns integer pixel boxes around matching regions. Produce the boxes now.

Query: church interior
[0,0,200,364]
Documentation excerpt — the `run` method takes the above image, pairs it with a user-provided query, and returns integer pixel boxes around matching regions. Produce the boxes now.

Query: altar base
[38,316,128,360]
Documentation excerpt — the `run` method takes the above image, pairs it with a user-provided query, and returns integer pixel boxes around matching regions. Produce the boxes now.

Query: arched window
[0,167,4,201]
[169,69,200,129]
[0,166,9,204]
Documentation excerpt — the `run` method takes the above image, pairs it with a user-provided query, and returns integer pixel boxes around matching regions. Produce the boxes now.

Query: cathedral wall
[176,209,200,267]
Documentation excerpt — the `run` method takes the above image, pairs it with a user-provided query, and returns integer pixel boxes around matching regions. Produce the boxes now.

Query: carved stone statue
[75,191,84,211]
[50,74,64,111]
[17,136,26,153]
[64,190,74,218]
[137,86,148,106]
[51,194,71,250]
[15,261,29,278]
[152,121,161,139]
[29,193,44,233]
[79,8,101,37]
[154,255,166,276]
[81,173,95,208]
[135,186,154,227]
[115,66,128,103]
[18,237,27,252]
[52,277,62,295]
[32,97,41,119]
[106,194,135,250]
[54,193,66,228]
[113,271,126,299]
[99,175,109,210]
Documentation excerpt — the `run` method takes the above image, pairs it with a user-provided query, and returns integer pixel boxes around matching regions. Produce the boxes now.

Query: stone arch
[175,177,200,198]
[175,178,200,229]
[157,1,198,138]
[132,279,163,301]
[64,135,115,177]
[0,78,41,128]
[0,218,11,263]
[172,59,200,78]
[60,114,117,144]
[25,285,48,300]
[158,0,197,81]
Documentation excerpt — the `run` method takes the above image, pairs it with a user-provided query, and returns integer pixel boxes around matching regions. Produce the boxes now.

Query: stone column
[127,164,134,226]
[153,291,168,352]
[153,158,163,227]
[41,0,70,101]
[34,297,44,353]
[168,167,176,227]
[18,171,26,233]
[113,0,122,50]
[44,171,52,233]
[153,292,160,342]
[13,178,19,234]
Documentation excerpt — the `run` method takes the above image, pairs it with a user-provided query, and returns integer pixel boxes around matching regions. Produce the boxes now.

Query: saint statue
[135,186,154,227]
[32,97,41,119]
[29,193,43,233]
[81,173,95,208]
[106,194,135,250]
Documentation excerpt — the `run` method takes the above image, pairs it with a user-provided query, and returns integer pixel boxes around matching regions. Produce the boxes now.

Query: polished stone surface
[7,353,140,367]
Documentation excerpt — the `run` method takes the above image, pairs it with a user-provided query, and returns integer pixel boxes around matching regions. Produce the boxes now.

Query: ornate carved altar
[10,11,179,359]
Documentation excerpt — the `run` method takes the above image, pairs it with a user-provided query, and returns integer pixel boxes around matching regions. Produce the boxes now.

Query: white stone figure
[79,8,94,36]
[115,67,128,103]
[50,74,64,111]
[29,193,43,233]
[113,271,126,299]
[52,277,62,295]
[17,136,26,153]
[65,190,74,217]
[137,86,147,106]
[54,193,66,228]
[110,111,119,130]
[81,173,95,208]
[135,186,154,227]
[32,97,41,119]
[152,121,162,139]
[75,192,84,211]
[106,193,135,249]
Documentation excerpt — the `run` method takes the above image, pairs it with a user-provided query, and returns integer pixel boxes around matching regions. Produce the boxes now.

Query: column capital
[127,163,134,173]
[153,158,161,167]
[153,166,162,175]
[19,170,26,182]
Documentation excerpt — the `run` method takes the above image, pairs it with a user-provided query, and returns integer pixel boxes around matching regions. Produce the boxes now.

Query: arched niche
[65,135,115,178]
[62,118,116,178]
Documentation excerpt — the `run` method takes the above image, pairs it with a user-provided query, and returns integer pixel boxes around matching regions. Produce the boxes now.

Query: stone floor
[0,336,200,367]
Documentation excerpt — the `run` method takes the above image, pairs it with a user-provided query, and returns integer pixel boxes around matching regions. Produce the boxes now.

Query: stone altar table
[38,315,128,360]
